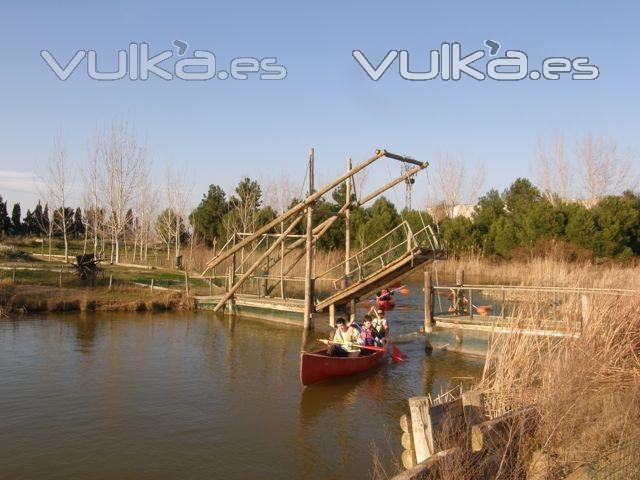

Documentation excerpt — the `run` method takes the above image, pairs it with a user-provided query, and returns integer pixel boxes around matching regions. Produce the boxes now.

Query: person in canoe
[328,318,360,357]
[372,308,389,345]
[378,288,392,301]
[358,315,377,347]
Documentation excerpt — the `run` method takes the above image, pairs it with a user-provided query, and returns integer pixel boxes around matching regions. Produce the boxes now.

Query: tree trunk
[63,227,68,263]
[83,223,88,254]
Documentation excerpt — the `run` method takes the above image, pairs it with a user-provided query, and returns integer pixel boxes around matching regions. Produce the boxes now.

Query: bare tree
[427,150,485,218]
[83,136,103,256]
[156,167,192,265]
[262,173,298,214]
[94,122,147,263]
[134,170,157,263]
[575,134,637,207]
[534,135,572,204]
[40,135,73,262]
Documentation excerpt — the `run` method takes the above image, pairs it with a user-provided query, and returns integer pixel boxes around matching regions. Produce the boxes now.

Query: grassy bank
[0,281,195,315]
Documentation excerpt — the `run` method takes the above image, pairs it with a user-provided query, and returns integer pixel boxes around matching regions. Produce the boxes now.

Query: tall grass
[473,294,640,478]
[435,253,640,291]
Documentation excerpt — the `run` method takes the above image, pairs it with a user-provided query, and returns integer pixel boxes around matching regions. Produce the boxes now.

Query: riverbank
[0,282,195,315]
[390,279,640,479]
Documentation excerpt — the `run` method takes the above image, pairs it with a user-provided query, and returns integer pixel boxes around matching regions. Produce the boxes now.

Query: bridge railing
[431,283,637,335]
[314,221,440,300]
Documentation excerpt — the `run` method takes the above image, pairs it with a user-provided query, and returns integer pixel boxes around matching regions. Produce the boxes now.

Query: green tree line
[3,176,639,262]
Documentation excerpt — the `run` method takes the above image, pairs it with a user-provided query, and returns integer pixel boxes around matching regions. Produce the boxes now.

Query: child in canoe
[328,318,360,357]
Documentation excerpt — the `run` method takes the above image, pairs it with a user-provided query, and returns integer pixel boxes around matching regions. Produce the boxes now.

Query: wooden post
[261,235,270,297]
[424,270,433,327]
[184,271,189,296]
[230,233,237,290]
[580,294,590,331]
[455,268,464,314]
[400,413,416,469]
[345,158,356,324]
[408,397,431,463]
[59,267,63,287]
[424,269,433,352]
[329,304,336,328]
[213,216,304,312]
[12,267,16,282]
[109,274,113,291]
[280,222,285,299]
[345,158,352,286]
[209,277,213,296]
[349,299,356,324]
[150,278,154,291]
[303,148,315,330]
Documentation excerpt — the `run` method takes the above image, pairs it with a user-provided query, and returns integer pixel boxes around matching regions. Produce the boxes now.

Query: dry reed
[475,294,640,478]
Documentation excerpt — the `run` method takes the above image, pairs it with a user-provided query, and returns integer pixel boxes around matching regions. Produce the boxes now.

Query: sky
[0,0,638,211]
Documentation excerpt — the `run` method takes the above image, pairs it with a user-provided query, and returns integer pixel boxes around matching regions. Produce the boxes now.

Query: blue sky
[0,1,638,210]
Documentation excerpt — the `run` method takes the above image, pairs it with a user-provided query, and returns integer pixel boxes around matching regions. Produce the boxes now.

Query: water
[0,282,485,480]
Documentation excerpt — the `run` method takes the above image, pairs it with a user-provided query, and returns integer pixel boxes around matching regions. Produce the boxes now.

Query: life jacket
[359,327,375,346]
[372,317,387,335]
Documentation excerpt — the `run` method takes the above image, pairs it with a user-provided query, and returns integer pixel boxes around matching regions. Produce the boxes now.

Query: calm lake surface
[0,282,485,479]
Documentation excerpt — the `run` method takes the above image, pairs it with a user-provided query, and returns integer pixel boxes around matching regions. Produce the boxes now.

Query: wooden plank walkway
[434,315,580,338]
[315,247,446,312]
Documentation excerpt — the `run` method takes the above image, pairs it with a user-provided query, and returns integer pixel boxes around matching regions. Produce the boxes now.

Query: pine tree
[0,196,10,236]
[11,203,21,235]
[24,209,36,235]
[73,207,85,238]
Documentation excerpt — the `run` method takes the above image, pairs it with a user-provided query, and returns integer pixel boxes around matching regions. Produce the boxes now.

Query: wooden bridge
[196,148,445,328]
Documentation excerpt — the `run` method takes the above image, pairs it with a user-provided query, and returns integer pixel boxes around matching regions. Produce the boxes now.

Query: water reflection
[0,299,485,480]
[73,315,99,353]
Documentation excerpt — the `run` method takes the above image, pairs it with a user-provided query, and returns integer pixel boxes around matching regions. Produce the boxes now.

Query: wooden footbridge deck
[315,245,445,312]
[196,148,445,328]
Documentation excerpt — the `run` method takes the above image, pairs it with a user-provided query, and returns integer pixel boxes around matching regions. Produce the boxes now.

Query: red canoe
[300,348,387,386]
[376,298,395,310]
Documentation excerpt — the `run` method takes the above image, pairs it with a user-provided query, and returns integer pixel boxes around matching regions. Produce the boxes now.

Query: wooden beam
[471,406,537,453]
[408,397,431,463]
[382,150,426,167]
[345,157,352,284]
[304,148,315,330]
[202,149,386,274]
[212,215,304,312]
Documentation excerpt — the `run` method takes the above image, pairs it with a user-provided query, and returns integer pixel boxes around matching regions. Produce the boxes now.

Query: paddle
[317,338,386,353]
[370,307,406,363]
[359,284,410,307]
[472,304,491,316]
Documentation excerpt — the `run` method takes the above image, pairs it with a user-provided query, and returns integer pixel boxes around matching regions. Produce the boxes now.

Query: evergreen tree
[0,196,10,236]
[11,203,21,235]
[440,216,475,253]
[361,197,400,250]
[472,189,505,253]
[73,207,85,238]
[190,184,228,245]
[33,202,46,236]
[503,178,542,213]
[23,209,37,235]
[42,203,51,235]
